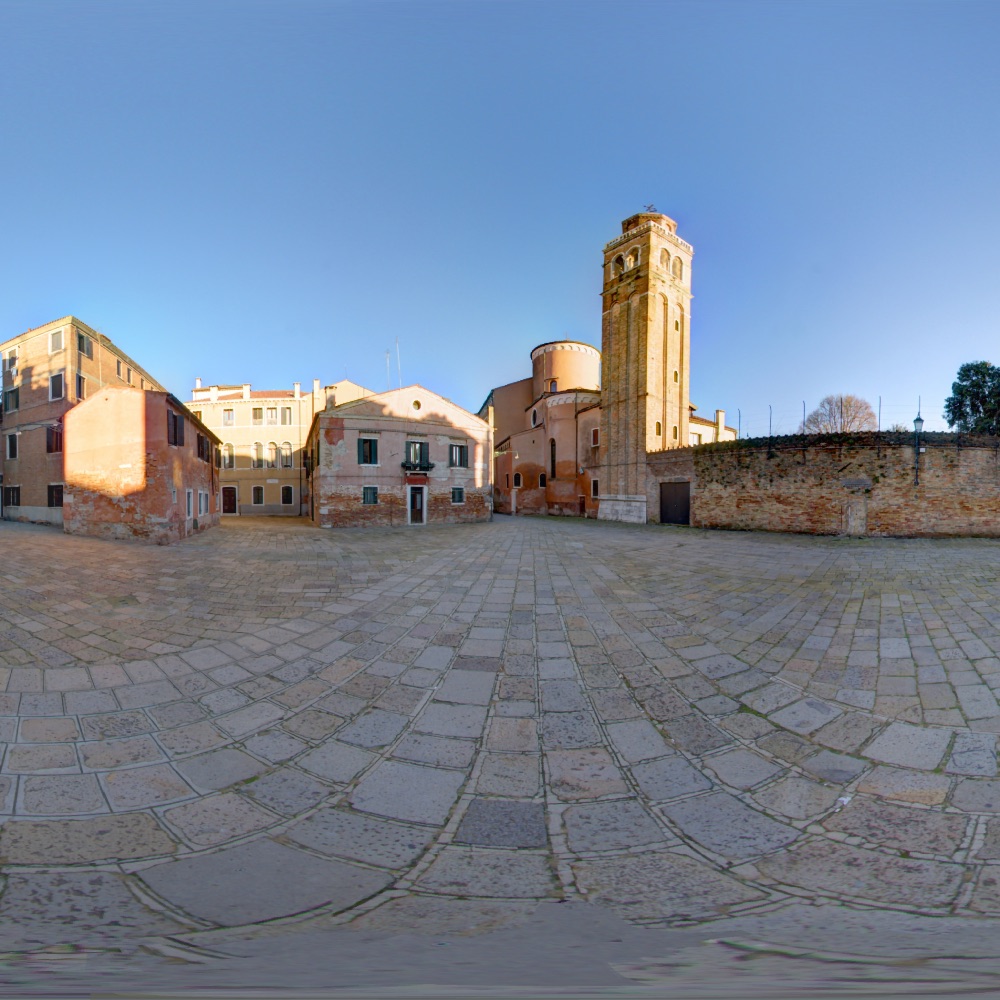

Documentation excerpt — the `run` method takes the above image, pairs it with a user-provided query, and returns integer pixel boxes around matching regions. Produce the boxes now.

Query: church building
[480,211,735,523]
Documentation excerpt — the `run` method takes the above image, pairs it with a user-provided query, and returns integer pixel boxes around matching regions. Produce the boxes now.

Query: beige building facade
[306,385,492,528]
[1,316,165,526]
[188,378,373,516]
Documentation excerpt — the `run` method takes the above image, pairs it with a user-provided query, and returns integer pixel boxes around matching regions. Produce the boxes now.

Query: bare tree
[801,394,877,434]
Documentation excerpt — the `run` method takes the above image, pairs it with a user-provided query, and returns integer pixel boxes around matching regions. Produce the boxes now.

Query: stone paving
[8,515,1000,988]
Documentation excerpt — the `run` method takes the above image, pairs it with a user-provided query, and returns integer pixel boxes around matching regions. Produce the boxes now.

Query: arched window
[550,438,556,479]
[673,370,679,383]
[672,425,678,440]
[655,421,662,437]
[513,472,522,488]
[266,442,277,468]
[280,442,292,468]
[660,248,670,270]
[539,473,547,488]
[251,442,263,469]
[222,443,234,469]
[672,256,683,281]
[549,380,557,393]
[626,247,639,269]
[531,408,538,427]
[613,255,625,277]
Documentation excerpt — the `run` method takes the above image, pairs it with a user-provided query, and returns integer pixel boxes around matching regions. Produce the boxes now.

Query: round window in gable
[412,399,421,411]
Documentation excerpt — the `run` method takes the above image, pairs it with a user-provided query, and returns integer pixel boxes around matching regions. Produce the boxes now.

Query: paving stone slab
[392,733,478,769]
[604,720,672,763]
[630,755,713,801]
[856,765,952,805]
[174,748,267,791]
[539,680,589,713]
[298,741,375,782]
[285,805,433,867]
[155,721,227,757]
[434,670,497,706]
[454,799,547,848]
[417,847,555,898]
[163,791,276,846]
[4,743,78,773]
[563,799,667,853]
[243,729,310,763]
[800,749,867,784]
[350,759,465,825]
[216,701,286,738]
[740,682,801,715]
[0,871,186,950]
[415,703,489,739]
[541,712,603,749]
[704,749,783,790]
[79,736,164,770]
[241,767,333,815]
[972,818,1000,860]
[100,763,195,811]
[546,748,629,801]
[758,839,964,908]
[0,813,177,863]
[661,791,799,859]
[812,712,883,753]
[864,722,953,771]
[139,838,391,926]
[19,773,106,815]
[660,714,732,754]
[572,850,764,922]
[337,709,409,749]
[752,776,841,820]
[947,732,998,776]
[475,753,539,797]
[951,778,1000,812]
[768,698,842,735]
[824,796,968,855]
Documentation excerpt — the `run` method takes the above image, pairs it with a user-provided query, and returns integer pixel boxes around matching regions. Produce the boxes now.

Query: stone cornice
[604,221,694,256]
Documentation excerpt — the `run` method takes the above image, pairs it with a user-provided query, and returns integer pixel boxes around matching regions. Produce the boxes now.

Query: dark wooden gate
[659,482,690,525]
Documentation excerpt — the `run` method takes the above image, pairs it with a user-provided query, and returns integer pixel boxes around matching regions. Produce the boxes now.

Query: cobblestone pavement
[8,515,1000,994]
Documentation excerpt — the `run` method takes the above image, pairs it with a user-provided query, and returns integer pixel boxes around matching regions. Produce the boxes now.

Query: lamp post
[913,411,924,486]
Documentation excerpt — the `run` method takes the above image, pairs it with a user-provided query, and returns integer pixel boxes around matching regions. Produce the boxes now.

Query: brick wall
[314,485,490,528]
[646,433,1000,537]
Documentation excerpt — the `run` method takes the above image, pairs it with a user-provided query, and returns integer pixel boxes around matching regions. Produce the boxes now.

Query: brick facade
[63,388,221,544]
[647,433,1000,538]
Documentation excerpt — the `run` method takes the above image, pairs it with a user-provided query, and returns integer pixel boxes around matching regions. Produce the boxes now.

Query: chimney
[312,378,321,396]
[210,385,218,402]
[715,409,725,440]
[293,381,301,399]
[195,377,202,389]
[242,383,251,401]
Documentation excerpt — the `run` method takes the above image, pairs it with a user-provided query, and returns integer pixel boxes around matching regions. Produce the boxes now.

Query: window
[672,257,683,280]
[266,442,277,468]
[47,425,63,453]
[549,438,556,479]
[626,248,639,269]
[222,444,234,469]
[186,489,193,518]
[76,373,86,399]
[251,442,263,468]
[50,329,63,352]
[5,433,17,460]
[116,359,122,379]
[222,408,234,426]
[404,440,430,469]
[197,433,211,462]
[538,473,546,488]
[591,428,599,447]
[451,487,465,504]
[47,484,64,509]
[77,332,93,359]
[673,370,679,383]
[362,486,378,505]
[531,409,537,427]
[3,387,18,412]
[3,486,20,506]
[280,442,292,468]
[2,349,17,371]
[280,406,292,425]
[672,425,679,440]
[506,474,510,488]
[513,472,522,488]
[660,249,670,270]
[252,407,263,426]
[549,380,557,393]
[266,407,277,425]
[655,420,662,437]
[126,366,132,385]
[449,443,468,468]
[167,410,185,446]
[49,371,65,401]
[252,486,264,505]
[591,479,599,498]
[613,255,625,277]
[358,438,378,465]
[281,486,294,505]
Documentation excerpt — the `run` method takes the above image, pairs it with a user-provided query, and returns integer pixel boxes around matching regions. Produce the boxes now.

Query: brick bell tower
[598,211,693,523]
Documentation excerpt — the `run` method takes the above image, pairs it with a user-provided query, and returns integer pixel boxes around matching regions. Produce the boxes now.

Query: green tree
[944,361,1000,433]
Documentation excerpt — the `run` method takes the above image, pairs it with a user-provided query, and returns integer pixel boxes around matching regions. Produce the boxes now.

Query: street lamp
[913,411,924,485]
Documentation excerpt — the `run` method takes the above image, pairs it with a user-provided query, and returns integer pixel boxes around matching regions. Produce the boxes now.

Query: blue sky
[2,0,997,434]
